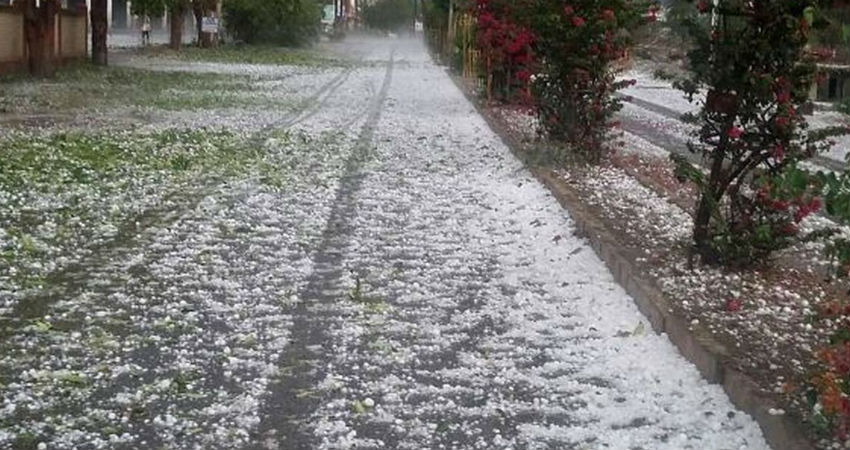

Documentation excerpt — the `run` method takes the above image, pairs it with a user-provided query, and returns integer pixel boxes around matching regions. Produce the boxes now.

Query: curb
[445,70,817,450]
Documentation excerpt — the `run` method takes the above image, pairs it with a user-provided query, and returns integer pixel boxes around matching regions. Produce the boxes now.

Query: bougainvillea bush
[474,0,537,103]
[671,0,846,265]
[808,302,849,440]
[526,0,650,161]
[811,171,850,441]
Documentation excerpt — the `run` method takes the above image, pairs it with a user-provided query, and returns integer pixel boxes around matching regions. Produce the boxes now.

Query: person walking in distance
[141,15,152,46]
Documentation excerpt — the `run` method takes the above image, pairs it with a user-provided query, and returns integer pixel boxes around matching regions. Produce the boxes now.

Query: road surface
[0,37,770,450]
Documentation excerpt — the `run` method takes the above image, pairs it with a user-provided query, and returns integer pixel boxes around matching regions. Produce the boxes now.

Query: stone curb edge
[443,69,817,450]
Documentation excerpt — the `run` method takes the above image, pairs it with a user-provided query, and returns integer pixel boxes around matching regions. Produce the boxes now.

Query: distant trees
[363,0,415,33]
[223,0,321,46]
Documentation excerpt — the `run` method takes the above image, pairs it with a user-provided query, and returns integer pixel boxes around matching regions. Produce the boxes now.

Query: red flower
[726,298,743,312]
[516,70,533,82]
[602,9,616,22]
[756,186,770,202]
[697,0,709,12]
[771,200,790,211]
[773,144,785,160]
[572,16,586,27]
[564,5,574,16]
[795,206,811,223]
[647,9,658,22]
[782,223,798,235]
[727,127,743,139]
[776,116,789,128]
[809,197,823,213]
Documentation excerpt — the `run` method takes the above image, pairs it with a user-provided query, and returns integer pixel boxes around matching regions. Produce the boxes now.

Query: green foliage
[131,0,186,17]
[223,0,321,46]
[144,45,346,66]
[363,0,415,32]
[665,0,707,42]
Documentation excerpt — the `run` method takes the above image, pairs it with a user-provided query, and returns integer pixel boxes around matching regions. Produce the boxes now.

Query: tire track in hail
[253,50,395,450]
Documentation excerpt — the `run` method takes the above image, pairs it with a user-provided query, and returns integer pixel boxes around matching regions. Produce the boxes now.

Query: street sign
[202,17,219,34]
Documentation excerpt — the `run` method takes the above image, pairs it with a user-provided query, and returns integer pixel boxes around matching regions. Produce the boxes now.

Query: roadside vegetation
[0,65,293,114]
[424,0,850,444]
[135,45,347,67]
[362,0,416,33]
[223,0,322,46]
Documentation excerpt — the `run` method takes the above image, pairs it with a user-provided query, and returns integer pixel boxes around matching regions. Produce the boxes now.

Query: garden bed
[457,82,850,450]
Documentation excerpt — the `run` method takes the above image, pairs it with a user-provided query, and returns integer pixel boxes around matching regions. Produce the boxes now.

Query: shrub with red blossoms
[672,0,847,265]
[807,301,850,440]
[474,0,537,103]
[523,0,651,161]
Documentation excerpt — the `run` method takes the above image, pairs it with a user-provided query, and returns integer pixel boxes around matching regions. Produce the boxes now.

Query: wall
[0,6,26,73]
[60,10,88,58]
[0,6,88,75]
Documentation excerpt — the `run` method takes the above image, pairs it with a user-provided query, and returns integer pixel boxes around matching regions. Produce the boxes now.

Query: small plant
[58,371,89,388]
[652,68,676,81]
[347,276,366,304]
[170,371,193,394]
[170,154,193,171]
[12,432,40,450]
[346,274,386,311]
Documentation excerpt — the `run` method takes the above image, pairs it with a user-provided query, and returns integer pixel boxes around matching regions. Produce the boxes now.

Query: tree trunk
[169,4,186,50]
[22,0,58,77]
[195,5,214,48]
[193,2,204,47]
[91,0,108,66]
[693,144,728,263]
[446,0,455,60]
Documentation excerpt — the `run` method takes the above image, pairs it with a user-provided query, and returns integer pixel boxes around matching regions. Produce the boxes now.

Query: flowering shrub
[671,0,845,265]
[811,169,850,441]
[671,160,824,265]
[526,0,650,161]
[474,0,537,103]
[808,301,850,440]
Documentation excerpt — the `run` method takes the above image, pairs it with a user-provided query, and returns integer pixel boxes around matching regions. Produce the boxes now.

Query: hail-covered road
[0,37,770,450]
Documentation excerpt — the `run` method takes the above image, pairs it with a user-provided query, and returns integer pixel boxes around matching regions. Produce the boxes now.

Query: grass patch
[0,63,291,114]
[0,129,256,191]
[138,44,349,67]
[0,128,268,296]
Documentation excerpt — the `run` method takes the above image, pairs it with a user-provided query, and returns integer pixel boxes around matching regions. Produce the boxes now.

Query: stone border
[444,70,817,450]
